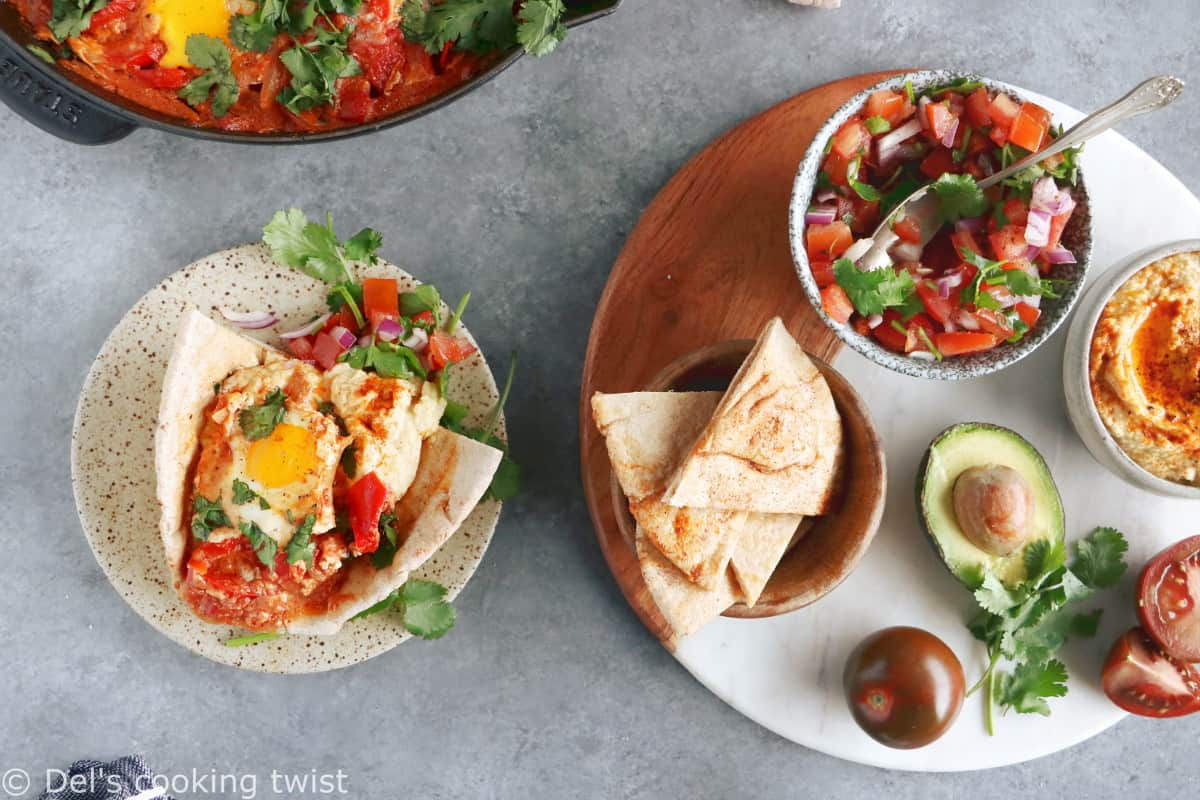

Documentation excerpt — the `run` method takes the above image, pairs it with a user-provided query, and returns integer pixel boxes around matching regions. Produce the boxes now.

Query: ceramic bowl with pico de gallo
[789,70,1093,379]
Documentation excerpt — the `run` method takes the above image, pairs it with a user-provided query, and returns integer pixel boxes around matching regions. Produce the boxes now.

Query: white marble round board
[71,244,507,674]
[671,87,1200,770]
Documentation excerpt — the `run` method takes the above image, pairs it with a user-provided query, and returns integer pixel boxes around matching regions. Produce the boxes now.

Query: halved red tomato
[287,335,316,361]
[88,0,137,29]
[919,148,957,180]
[973,308,1015,339]
[865,90,913,126]
[988,92,1020,130]
[1102,627,1200,718]
[187,539,267,600]
[312,331,345,371]
[902,313,937,354]
[822,150,853,187]
[1137,535,1200,661]
[335,75,375,123]
[1014,302,1041,329]
[820,284,855,324]
[950,230,981,260]
[324,306,361,335]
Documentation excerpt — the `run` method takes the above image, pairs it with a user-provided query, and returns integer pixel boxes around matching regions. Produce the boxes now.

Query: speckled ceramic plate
[70,244,506,674]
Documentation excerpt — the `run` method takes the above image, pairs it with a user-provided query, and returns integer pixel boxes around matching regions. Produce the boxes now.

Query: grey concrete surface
[2,1,1198,797]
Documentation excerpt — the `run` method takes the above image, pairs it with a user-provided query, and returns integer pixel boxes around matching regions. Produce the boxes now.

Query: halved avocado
[917,422,1065,587]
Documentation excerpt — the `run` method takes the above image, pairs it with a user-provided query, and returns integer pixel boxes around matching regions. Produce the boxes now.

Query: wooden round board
[578,72,1200,769]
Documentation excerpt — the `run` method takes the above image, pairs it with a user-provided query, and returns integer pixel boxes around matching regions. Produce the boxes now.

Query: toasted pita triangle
[636,527,743,638]
[155,306,501,635]
[662,318,842,515]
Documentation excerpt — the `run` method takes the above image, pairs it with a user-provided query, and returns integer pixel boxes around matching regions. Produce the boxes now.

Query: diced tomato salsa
[805,79,1081,362]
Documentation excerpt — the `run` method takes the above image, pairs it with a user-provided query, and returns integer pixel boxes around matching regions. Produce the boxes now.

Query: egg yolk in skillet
[148,0,234,68]
[246,424,318,488]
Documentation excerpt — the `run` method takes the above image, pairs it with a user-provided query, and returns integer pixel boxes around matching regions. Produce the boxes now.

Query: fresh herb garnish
[371,511,399,568]
[965,527,1128,734]
[48,0,108,42]
[340,341,427,379]
[960,250,1062,311]
[352,578,457,639]
[26,43,56,65]
[232,479,271,510]
[278,24,362,113]
[951,125,973,164]
[178,35,240,118]
[928,173,988,222]
[399,284,442,322]
[192,495,231,541]
[239,520,278,567]
[847,158,881,202]
[441,354,521,501]
[921,78,983,98]
[447,292,471,333]
[833,259,917,318]
[903,79,915,105]
[238,388,287,441]
[285,513,317,567]
[402,0,566,57]
[864,115,891,135]
[225,632,282,647]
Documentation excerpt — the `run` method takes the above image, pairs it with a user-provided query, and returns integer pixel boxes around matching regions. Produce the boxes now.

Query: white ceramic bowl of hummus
[1063,239,1200,500]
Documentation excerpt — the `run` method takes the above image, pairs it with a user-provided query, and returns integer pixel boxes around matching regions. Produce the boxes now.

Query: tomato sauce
[13,0,494,133]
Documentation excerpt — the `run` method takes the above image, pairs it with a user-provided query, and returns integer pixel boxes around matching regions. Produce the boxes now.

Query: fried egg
[195,359,345,548]
[326,364,446,501]
[148,0,236,68]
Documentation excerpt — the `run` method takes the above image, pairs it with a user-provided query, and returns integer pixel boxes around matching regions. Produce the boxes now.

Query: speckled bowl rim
[69,244,507,673]
[1062,238,1200,500]
[788,70,1094,380]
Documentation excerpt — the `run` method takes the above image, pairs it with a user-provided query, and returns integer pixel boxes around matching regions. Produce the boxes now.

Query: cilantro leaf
[1023,538,1065,583]
[225,632,282,647]
[263,208,372,292]
[974,573,1025,615]
[833,258,917,317]
[340,341,427,379]
[26,43,56,65]
[278,25,362,113]
[1070,527,1129,589]
[371,511,400,569]
[344,228,383,263]
[178,35,240,117]
[239,521,278,567]
[351,579,457,639]
[238,388,287,441]
[516,0,567,56]
[402,0,517,54]
[864,115,891,135]
[928,173,988,223]
[996,659,1068,716]
[847,158,881,202]
[229,0,289,51]
[285,513,316,566]
[49,0,109,42]
[399,284,443,320]
[192,495,231,541]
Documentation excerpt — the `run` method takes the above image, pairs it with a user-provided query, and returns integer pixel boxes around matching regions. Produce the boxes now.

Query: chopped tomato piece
[847,196,880,235]
[1009,101,1050,152]
[427,332,477,371]
[1046,209,1073,249]
[950,230,981,260]
[988,92,1020,130]
[1002,198,1029,227]
[919,147,957,180]
[347,472,388,554]
[349,27,405,91]
[324,307,360,335]
[822,151,853,187]
[934,331,999,356]
[902,313,937,353]
[287,335,316,361]
[963,87,993,128]
[806,221,854,260]
[135,67,191,90]
[988,225,1030,261]
[312,332,345,371]
[187,539,266,600]
[1014,302,1041,329]
[362,277,400,328]
[820,284,855,324]
[974,308,1015,338]
[335,76,375,123]
[865,90,913,125]
[88,0,137,29]
[893,216,922,244]
[410,310,435,327]
[987,124,1009,147]
[811,260,836,288]
[923,101,957,142]
[831,117,871,159]
[915,281,954,324]
[126,40,166,70]
[870,311,907,352]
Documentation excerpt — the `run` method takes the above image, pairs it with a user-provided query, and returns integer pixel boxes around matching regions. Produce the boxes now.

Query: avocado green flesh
[919,423,1065,587]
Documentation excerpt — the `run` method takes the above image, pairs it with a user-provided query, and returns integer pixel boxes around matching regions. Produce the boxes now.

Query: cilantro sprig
[960,250,1062,318]
[192,495,232,541]
[178,35,240,118]
[441,354,522,501]
[238,388,287,441]
[833,259,921,318]
[48,0,108,42]
[964,527,1128,734]
[239,520,278,567]
[928,173,988,223]
[352,578,457,639]
[401,0,567,57]
[232,479,271,509]
[285,513,317,567]
[278,24,362,113]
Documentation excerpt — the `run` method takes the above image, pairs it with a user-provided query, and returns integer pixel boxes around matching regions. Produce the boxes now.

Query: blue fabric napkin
[39,756,174,800]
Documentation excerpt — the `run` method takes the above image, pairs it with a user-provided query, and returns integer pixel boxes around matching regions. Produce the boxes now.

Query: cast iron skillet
[0,0,620,145]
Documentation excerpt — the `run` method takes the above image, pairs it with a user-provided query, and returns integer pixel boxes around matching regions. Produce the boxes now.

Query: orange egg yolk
[246,423,317,488]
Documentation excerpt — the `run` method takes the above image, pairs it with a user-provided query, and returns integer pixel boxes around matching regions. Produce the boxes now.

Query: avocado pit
[952,465,1035,557]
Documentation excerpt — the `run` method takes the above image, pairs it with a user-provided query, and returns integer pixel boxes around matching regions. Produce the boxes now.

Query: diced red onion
[917,96,931,130]
[955,310,981,331]
[329,325,357,350]
[1043,245,1076,265]
[1015,294,1042,309]
[955,217,985,233]
[943,318,958,333]
[992,287,1018,308]
[937,279,951,300]
[940,117,959,149]
[1031,176,1076,216]
[375,317,403,342]
[890,240,924,264]
[936,272,964,299]
[894,141,925,162]
[866,314,883,329]
[1024,244,1043,261]
[876,118,923,168]
[914,266,934,276]
[220,307,278,330]
[279,313,331,340]
[402,328,429,352]
[805,205,838,226]
[815,188,837,203]
[910,351,936,362]
[358,334,373,348]
[1024,209,1051,247]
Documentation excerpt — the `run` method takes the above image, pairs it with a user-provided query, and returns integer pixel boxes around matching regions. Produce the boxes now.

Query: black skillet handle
[563,0,623,28]
[0,32,135,144]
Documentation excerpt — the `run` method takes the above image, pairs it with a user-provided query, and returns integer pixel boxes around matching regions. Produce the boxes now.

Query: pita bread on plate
[155,306,501,635]
[662,318,843,515]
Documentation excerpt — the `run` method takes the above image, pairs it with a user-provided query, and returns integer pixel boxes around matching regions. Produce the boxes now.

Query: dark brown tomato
[1101,627,1200,718]
[843,626,965,749]
[1137,535,1200,661]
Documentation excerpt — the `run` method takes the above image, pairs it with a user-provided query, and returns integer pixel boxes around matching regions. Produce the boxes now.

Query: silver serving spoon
[850,75,1185,272]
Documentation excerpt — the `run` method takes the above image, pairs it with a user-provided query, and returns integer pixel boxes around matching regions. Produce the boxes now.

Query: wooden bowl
[608,340,886,618]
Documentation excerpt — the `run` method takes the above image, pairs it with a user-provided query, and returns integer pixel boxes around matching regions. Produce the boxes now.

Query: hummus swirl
[1089,251,1200,485]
